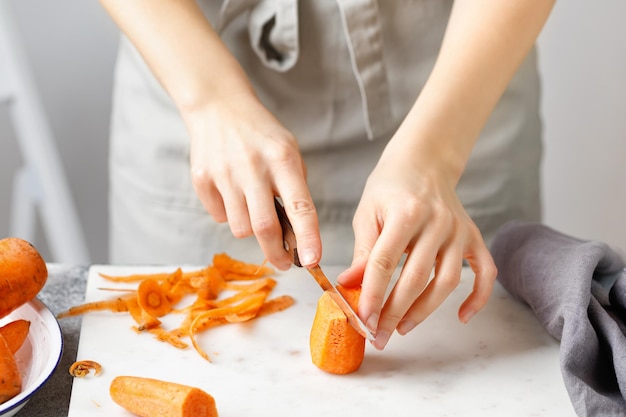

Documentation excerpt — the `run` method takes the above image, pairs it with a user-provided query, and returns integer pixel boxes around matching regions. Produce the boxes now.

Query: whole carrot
[110,376,218,417]
[0,237,47,319]
[310,286,366,375]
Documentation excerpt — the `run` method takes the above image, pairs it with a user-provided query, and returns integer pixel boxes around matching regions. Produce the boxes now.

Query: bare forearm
[99,0,255,113]
[393,0,555,179]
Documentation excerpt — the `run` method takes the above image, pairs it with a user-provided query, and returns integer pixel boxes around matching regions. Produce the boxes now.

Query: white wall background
[538,0,626,255]
[0,0,624,264]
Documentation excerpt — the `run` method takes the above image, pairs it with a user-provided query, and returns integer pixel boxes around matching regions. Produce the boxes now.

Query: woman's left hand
[337,139,497,351]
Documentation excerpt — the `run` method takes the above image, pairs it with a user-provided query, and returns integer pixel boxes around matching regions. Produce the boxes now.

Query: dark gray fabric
[491,221,626,417]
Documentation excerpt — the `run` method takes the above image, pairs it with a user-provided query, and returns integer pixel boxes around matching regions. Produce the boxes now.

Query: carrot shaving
[137,278,172,317]
[69,360,102,377]
[57,253,293,362]
[57,294,135,318]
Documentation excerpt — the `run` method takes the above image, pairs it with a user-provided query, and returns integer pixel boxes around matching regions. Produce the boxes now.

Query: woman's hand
[186,93,322,270]
[337,139,497,351]
[99,0,323,270]
[337,0,554,350]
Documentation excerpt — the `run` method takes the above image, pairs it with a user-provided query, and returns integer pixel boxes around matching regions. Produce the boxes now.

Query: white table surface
[66,265,576,417]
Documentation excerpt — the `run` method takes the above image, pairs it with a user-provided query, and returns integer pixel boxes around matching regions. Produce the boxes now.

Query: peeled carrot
[110,376,218,417]
[309,286,365,375]
[0,334,21,405]
[0,237,47,319]
[0,319,30,354]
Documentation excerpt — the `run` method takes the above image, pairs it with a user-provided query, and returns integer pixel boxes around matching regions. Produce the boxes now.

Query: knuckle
[437,272,461,293]
[267,136,299,165]
[380,310,404,324]
[287,198,316,217]
[401,267,432,288]
[370,253,397,276]
[190,166,211,187]
[231,224,253,239]
[251,215,279,238]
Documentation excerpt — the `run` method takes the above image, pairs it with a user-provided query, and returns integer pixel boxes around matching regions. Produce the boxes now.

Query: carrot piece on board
[0,319,30,354]
[137,278,172,318]
[309,286,365,375]
[110,375,218,417]
[0,334,21,405]
[0,237,48,320]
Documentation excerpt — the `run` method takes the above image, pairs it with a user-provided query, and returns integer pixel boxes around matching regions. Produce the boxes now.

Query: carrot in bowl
[0,319,30,355]
[0,334,21,404]
[309,286,366,375]
[110,375,218,417]
[0,237,48,319]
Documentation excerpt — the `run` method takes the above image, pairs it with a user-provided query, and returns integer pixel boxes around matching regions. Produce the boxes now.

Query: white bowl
[0,298,63,417]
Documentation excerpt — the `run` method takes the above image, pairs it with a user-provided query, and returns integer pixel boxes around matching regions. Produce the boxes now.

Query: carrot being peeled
[110,375,218,417]
[309,286,365,375]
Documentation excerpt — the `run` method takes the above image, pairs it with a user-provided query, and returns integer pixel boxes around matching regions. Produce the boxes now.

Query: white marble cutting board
[67,264,576,417]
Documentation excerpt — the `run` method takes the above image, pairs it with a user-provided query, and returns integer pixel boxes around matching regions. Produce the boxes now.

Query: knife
[274,197,375,341]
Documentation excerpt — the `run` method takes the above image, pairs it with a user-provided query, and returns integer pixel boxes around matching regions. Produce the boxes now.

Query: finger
[372,225,446,350]
[219,187,253,239]
[358,217,414,340]
[395,242,463,336]
[191,167,227,222]
[458,232,498,323]
[336,257,367,288]
[246,189,292,270]
[280,194,320,267]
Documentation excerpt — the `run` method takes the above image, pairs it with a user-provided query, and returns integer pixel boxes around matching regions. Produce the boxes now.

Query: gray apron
[108,0,542,265]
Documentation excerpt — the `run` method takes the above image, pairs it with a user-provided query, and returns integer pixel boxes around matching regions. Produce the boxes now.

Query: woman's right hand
[185,93,322,270]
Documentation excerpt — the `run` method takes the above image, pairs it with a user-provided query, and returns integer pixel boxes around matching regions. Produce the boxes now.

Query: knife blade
[274,197,375,341]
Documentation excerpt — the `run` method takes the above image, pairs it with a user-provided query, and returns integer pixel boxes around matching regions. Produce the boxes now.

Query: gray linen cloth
[491,221,626,417]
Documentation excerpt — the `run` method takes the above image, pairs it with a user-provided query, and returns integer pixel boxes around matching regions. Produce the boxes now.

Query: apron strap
[335,0,392,140]
[218,0,392,139]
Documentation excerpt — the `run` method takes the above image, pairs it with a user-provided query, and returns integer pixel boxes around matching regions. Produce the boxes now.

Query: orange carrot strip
[310,286,365,375]
[126,298,161,331]
[213,253,274,279]
[255,295,295,317]
[110,376,218,417]
[0,319,30,354]
[56,294,135,318]
[195,267,226,300]
[99,272,173,283]
[148,328,188,350]
[99,268,205,284]
[213,278,276,307]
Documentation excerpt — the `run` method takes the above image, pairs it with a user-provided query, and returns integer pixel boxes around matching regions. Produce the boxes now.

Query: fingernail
[299,248,316,266]
[397,319,417,335]
[365,313,379,334]
[460,309,475,324]
[372,329,391,350]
